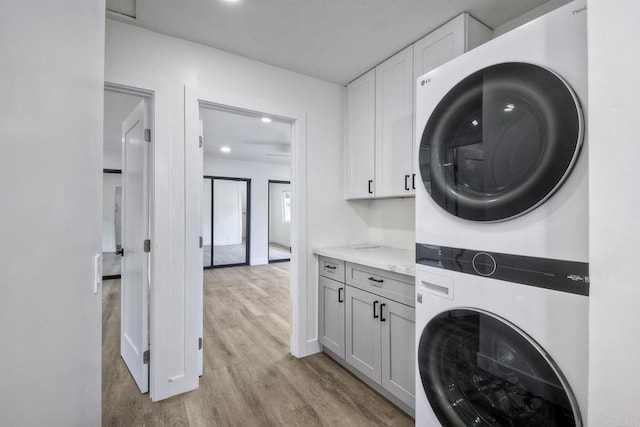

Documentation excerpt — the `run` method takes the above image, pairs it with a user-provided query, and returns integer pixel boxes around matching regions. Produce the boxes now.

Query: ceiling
[200,107,292,164]
[106,0,565,85]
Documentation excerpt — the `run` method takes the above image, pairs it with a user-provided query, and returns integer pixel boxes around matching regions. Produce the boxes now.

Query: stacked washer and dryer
[414,1,589,426]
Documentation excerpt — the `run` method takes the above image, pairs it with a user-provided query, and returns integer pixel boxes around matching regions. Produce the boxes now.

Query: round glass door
[419,62,584,221]
[418,309,580,426]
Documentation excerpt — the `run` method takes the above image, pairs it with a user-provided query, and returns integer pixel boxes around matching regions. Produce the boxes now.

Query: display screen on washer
[419,62,584,221]
[419,309,580,426]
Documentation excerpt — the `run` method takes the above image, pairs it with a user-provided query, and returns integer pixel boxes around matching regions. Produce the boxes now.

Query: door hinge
[144,128,151,142]
[143,350,150,364]
[199,135,203,148]
[198,337,203,350]
[144,239,151,253]
[199,236,203,248]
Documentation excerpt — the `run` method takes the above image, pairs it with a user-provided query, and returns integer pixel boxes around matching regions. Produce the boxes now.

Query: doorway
[102,168,122,279]
[268,180,291,263]
[202,176,251,268]
[103,85,152,395]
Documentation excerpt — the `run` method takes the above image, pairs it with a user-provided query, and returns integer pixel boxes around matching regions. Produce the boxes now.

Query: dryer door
[418,62,584,221]
[418,309,581,426]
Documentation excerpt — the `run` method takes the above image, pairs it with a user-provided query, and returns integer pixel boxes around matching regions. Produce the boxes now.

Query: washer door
[418,309,581,427]
[419,63,583,221]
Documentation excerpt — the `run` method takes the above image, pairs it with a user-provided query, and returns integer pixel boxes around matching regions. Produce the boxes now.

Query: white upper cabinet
[414,13,492,82]
[346,69,376,199]
[375,46,414,198]
[346,13,492,200]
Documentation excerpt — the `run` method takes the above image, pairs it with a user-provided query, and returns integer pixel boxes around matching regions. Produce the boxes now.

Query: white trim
[104,72,188,401]
[184,85,311,358]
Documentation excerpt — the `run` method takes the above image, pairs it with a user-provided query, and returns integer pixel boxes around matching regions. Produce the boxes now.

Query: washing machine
[414,0,589,425]
[415,258,588,426]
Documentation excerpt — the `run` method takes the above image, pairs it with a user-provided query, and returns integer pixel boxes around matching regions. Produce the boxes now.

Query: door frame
[203,175,252,269]
[105,74,182,401]
[267,179,291,264]
[185,85,313,358]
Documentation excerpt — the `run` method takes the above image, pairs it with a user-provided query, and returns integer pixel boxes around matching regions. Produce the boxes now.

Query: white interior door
[120,99,150,393]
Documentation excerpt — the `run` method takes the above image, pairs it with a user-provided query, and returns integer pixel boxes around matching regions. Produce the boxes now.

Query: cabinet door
[413,13,467,81]
[346,69,376,199]
[318,276,345,358]
[381,299,415,409]
[345,286,381,383]
[375,46,414,197]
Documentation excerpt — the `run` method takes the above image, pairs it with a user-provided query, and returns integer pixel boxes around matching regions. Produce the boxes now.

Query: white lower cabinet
[318,255,415,413]
[345,286,382,382]
[380,299,415,408]
[345,286,415,410]
[318,276,345,358]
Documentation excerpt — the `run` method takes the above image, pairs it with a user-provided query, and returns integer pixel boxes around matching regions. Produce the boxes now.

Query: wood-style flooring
[102,263,413,426]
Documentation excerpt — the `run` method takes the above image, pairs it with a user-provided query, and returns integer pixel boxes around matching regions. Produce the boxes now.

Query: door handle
[338,287,343,303]
[116,247,124,257]
[368,180,373,194]
[380,303,386,322]
[404,174,410,191]
[412,173,416,190]
[373,300,379,318]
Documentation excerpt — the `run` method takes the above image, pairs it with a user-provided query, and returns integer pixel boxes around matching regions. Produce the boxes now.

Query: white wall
[588,1,640,425]
[367,198,415,250]
[103,90,144,170]
[205,157,291,265]
[269,182,292,247]
[0,2,104,425]
[493,0,572,36]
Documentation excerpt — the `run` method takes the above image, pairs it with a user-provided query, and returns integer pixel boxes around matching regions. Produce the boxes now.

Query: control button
[472,252,497,276]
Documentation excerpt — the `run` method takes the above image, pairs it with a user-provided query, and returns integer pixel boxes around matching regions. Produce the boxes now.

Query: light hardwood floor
[102,263,413,426]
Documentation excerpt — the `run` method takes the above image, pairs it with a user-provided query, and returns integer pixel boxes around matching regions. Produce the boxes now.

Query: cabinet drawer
[346,262,414,307]
[319,256,346,282]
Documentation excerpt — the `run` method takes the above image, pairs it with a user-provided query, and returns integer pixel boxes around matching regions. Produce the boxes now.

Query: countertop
[313,244,415,277]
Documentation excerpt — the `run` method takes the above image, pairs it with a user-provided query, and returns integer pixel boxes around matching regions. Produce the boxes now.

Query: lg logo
[421,77,431,86]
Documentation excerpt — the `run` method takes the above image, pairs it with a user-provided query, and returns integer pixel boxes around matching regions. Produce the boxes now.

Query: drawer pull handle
[338,287,343,303]
[325,265,337,270]
[368,276,384,283]
[373,300,379,318]
[380,303,386,322]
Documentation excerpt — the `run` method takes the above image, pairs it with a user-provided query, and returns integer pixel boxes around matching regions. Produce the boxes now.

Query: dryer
[415,0,588,262]
[414,1,589,425]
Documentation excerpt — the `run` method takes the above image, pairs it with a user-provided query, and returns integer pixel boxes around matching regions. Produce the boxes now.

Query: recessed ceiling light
[261,117,272,123]
[220,146,231,153]
[222,0,240,3]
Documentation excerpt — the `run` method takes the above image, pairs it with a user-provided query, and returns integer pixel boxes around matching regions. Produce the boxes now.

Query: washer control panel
[416,243,589,296]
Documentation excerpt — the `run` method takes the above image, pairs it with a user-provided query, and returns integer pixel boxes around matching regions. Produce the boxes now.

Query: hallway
[102,263,412,426]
